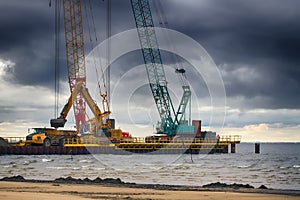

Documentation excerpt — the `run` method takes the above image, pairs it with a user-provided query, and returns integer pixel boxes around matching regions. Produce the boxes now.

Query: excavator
[50,81,110,130]
[25,0,86,147]
[26,81,124,146]
[50,81,124,143]
[26,0,126,146]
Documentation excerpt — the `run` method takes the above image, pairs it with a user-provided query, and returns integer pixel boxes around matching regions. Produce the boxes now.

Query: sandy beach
[0,181,299,200]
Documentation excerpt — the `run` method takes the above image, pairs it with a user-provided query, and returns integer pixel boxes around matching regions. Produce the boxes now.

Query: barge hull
[0,144,232,155]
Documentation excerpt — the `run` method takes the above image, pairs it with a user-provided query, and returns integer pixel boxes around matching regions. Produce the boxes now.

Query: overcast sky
[0,0,299,142]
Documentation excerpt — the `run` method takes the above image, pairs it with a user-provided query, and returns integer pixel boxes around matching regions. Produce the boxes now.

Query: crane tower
[62,0,86,131]
[131,0,192,136]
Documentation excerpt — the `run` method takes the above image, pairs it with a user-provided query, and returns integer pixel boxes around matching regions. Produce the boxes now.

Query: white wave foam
[42,158,53,162]
[79,160,93,163]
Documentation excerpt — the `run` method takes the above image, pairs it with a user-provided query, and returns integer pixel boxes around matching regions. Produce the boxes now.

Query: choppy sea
[0,143,299,190]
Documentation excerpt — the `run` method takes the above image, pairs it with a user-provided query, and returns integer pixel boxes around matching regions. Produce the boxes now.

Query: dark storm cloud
[1,0,300,110]
[157,0,300,109]
[0,0,133,89]
[0,0,56,87]
[0,1,50,52]
[162,0,300,63]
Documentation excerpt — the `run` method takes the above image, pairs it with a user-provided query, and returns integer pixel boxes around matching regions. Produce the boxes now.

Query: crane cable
[54,0,61,118]
[106,0,111,105]
[81,0,100,126]
[89,0,110,113]
[152,0,189,87]
[83,0,110,116]
[88,0,108,99]
[88,0,108,98]
[82,0,107,99]
[152,0,191,125]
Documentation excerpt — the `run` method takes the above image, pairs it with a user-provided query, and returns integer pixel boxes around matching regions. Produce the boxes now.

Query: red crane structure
[62,0,86,131]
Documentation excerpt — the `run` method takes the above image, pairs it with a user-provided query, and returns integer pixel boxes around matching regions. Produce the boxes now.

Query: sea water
[0,143,299,190]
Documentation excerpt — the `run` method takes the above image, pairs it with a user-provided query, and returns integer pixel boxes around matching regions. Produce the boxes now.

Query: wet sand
[0,181,299,200]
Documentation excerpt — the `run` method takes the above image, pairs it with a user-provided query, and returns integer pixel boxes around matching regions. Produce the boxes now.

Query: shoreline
[0,181,299,200]
[0,176,299,198]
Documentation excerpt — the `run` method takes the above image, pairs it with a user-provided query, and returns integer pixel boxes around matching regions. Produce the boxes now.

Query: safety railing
[63,137,112,146]
[219,135,241,143]
[120,137,220,144]
[3,137,26,144]
[63,135,241,146]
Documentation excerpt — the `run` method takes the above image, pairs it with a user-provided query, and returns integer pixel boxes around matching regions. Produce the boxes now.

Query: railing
[121,138,217,144]
[64,138,82,145]
[219,135,241,143]
[3,137,26,144]
[64,137,112,146]
[119,137,233,144]
[63,135,241,146]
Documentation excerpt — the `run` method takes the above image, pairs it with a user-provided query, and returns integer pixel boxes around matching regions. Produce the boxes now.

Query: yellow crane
[24,0,115,147]
[26,80,116,147]
[51,81,122,143]
[62,0,87,131]
[59,0,110,132]
[51,81,111,130]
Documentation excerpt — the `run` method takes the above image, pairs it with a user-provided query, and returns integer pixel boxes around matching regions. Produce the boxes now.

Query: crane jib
[131,0,191,135]
[62,0,86,131]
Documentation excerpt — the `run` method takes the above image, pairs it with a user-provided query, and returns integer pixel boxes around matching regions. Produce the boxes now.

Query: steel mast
[130,0,191,136]
[62,0,86,131]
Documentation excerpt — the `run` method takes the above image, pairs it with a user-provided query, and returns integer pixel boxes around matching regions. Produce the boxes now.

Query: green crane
[130,0,192,136]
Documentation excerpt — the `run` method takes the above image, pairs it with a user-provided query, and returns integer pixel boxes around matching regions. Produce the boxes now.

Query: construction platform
[0,135,240,155]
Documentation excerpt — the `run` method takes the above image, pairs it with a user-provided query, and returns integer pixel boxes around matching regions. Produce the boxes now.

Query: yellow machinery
[37,0,118,147]
[25,127,77,147]
[60,0,110,132]
[61,0,87,131]
[43,0,115,146]
[50,81,123,143]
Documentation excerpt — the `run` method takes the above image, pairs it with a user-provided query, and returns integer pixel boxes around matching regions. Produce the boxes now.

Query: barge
[0,135,240,155]
[0,119,241,155]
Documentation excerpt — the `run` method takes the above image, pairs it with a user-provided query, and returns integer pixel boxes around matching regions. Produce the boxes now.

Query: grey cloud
[1,0,300,117]
[155,0,300,109]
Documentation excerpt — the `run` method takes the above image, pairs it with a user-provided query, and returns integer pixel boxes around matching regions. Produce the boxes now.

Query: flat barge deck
[0,135,241,155]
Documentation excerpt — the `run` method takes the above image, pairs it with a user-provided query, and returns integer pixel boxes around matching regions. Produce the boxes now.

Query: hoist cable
[54,0,61,118]
[88,0,108,96]
[83,0,104,97]
[152,0,189,87]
